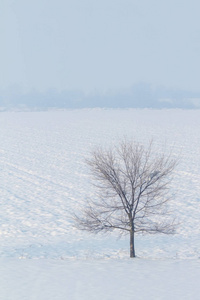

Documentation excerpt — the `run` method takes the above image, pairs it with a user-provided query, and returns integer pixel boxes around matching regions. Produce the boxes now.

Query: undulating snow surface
[1,258,199,300]
[0,109,200,299]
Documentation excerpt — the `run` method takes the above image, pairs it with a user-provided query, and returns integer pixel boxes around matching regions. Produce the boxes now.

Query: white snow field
[0,109,200,299]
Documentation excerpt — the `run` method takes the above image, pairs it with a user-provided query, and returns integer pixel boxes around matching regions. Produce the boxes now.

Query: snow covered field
[1,258,199,300]
[0,109,200,299]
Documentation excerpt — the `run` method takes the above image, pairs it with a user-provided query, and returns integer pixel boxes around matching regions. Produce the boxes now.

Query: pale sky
[1,0,200,94]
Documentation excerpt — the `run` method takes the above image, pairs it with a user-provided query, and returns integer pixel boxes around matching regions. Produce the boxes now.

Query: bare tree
[74,140,177,258]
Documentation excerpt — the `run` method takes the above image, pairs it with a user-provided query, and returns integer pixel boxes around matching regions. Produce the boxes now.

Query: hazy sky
[1,0,200,94]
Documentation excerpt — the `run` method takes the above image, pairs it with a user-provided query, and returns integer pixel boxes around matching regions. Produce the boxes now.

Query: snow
[0,109,200,299]
[1,259,200,300]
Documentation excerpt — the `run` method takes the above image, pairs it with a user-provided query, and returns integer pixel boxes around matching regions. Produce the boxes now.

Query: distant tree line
[0,83,200,110]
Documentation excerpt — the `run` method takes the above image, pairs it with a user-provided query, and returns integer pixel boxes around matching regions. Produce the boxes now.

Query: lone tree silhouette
[74,140,177,258]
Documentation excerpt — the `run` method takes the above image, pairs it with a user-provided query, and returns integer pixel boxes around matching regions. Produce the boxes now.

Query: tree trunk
[130,229,136,258]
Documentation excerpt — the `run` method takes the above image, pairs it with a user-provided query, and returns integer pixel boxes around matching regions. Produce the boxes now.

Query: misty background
[1,0,200,110]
